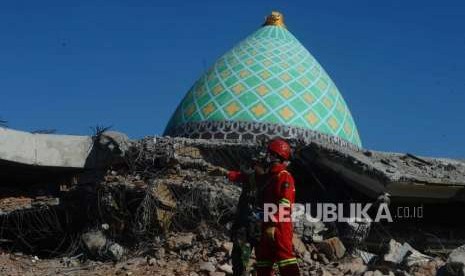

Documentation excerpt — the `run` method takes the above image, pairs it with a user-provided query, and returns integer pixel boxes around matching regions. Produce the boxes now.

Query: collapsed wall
[0,136,254,257]
[0,135,465,260]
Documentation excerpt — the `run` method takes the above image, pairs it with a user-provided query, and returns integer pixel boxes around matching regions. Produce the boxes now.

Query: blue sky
[1,1,464,157]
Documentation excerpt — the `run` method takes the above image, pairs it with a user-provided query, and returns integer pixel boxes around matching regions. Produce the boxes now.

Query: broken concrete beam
[0,127,93,168]
[298,139,465,202]
[0,127,129,169]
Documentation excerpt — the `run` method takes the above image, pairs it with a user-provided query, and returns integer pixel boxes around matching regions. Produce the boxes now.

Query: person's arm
[265,171,294,241]
[276,171,293,212]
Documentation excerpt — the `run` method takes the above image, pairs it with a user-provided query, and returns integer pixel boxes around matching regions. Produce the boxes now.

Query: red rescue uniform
[256,163,299,276]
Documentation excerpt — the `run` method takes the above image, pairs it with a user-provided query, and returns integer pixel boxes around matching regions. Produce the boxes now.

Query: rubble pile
[75,137,247,258]
[0,136,465,275]
[0,229,451,276]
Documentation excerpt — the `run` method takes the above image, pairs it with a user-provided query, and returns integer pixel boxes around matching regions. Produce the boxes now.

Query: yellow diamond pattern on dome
[256,85,269,96]
[279,106,295,121]
[305,111,319,126]
[165,24,362,147]
[280,88,293,99]
[202,102,216,117]
[232,83,245,95]
[225,101,241,116]
[251,103,267,118]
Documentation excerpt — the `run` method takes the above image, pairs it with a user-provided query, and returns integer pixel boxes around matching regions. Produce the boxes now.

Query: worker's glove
[265,226,276,242]
[227,171,241,182]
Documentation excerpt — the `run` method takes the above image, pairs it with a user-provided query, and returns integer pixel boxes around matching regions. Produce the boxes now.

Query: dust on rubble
[0,137,460,276]
[0,233,448,276]
[0,251,198,276]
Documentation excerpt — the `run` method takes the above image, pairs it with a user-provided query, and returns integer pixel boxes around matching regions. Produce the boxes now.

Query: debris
[316,237,346,261]
[437,262,465,276]
[404,153,433,166]
[293,236,307,256]
[82,230,107,256]
[220,242,233,255]
[293,213,327,242]
[199,261,216,272]
[209,272,226,276]
[448,245,465,265]
[363,150,373,157]
[405,247,433,267]
[441,245,465,276]
[384,239,432,266]
[340,257,367,275]
[31,255,39,263]
[317,267,333,276]
[167,232,194,250]
[154,247,165,259]
[217,263,233,274]
[81,230,125,261]
[0,136,462,275]
[384,239,411,264]
[107,242,125,261]
[317,253,330,264]
[147,257,157,266]
[409,259,444,276]
[353,249,377,264]
[152,182,177,232]
[341,219,371,246]
[97,130,130,157]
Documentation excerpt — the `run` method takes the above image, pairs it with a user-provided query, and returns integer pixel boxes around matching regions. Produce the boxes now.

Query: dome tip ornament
[263,11,286,28]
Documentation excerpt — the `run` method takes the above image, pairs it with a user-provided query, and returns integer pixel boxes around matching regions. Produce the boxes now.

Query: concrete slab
[298,141,465,202]
[0,127,93,168]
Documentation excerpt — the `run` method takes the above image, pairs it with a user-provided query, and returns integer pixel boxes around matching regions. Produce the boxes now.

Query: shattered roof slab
[0,127,93,168]
[1,128,464,202]
[300,141,465,202]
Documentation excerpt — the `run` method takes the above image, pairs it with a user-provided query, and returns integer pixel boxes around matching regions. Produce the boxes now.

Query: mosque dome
[164,11,362,148]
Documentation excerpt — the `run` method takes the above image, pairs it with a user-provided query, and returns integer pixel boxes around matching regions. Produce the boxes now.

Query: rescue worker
[228,158,266,276]
[255,138,301,276]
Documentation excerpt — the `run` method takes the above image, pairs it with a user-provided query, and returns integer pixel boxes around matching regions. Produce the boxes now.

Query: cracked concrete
[0,127,129,169]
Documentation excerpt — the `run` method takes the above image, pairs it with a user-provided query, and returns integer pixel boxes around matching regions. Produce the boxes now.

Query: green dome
[165,12,361,148]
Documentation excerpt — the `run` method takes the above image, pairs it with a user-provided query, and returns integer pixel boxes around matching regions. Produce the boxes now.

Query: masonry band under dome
[164,11,362,148]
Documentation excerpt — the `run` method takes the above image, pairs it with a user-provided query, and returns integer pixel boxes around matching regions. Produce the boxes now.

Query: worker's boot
[232,243,245,276]
[278,264,300,276]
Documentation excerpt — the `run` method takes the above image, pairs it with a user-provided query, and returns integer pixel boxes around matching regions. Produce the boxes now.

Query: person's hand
[265,226,276,242]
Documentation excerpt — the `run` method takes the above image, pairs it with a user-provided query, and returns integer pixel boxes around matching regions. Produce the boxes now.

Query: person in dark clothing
[228,160,266,276]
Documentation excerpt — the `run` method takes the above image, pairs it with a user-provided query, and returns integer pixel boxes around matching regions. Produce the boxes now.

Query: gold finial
[263,11,286,28]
